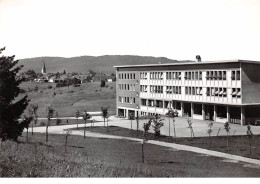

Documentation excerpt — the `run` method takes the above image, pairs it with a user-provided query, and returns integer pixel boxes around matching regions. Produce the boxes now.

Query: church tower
[41,62,46,74]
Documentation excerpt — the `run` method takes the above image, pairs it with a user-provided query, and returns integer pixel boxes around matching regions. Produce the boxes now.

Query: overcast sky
[0,0,260,61]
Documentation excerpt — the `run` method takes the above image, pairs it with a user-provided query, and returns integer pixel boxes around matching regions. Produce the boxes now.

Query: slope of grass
[19,82,116,117]
[0,133,259,177]
[75,126,260,160]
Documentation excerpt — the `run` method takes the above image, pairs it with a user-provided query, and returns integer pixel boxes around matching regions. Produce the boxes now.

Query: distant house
[48,76,64,83]
[34,76,48,83]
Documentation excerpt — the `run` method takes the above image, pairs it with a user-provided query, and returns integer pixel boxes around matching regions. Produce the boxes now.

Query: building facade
[114,60,260,126]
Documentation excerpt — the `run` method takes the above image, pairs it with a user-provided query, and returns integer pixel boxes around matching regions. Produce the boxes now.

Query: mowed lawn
[0,132,259,177]
[19,82,116,117]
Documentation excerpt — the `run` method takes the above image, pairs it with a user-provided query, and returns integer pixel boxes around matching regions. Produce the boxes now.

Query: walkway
[30,123,260,168]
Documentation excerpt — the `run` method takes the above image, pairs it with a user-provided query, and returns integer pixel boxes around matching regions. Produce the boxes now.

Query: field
[19,82,116,117]
[77,126,260,160]
[0,132,259,177]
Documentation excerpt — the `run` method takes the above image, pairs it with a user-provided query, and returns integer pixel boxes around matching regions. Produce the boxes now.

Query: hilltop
[18,55,193,74]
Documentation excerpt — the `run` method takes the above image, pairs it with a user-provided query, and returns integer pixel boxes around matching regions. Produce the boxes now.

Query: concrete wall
[241,63,260,104]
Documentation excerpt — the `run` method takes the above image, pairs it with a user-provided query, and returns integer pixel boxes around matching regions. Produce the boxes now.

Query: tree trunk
[26,128,29,143]
[84,121,86,139]
[76,119,78,129]
[65,135,68,153]
[169,117,170,136]
[173,124,176,138]
[142,143,144,163]
[249,137,252,155]
[31,121,34,135]
[226,133,229,151]
[104,118,105,127]
[107,118,109,132]
[46,125,49,142]
[131,120,132,130]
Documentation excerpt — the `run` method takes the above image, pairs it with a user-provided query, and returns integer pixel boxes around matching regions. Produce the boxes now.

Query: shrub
[56,83,66,88]
[53,92,56,96]
[34,86,39,92]
[152,114,164,137]
[100,80,106,87]
[48,85,53,89]
[40,122,46,126]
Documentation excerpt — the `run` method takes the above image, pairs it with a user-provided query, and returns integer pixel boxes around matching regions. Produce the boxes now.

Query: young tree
[129,112,135,130]
[75,110,80,129]
[45,106,55,142]
[224,121,231,151]
[83,111,91,139]
[28,103,38,135]
[55,112,61,125]
[101,107,109,127]
[246,124,253,155]
[23,115,33,143]
[64,129,72,153]
[166,109,175,137]
[0,47,30,141]
[142,119,152,163]
[187,118,195,138]
[207,122,214,149]
[152,114,164,137]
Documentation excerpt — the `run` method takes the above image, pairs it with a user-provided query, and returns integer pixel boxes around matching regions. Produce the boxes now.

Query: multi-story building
[114,60,260,126]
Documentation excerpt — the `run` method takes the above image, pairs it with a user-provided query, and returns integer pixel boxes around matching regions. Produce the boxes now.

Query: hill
[18,55,193,74]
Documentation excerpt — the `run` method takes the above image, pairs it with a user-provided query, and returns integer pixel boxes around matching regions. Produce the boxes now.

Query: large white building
[114,60,260,126]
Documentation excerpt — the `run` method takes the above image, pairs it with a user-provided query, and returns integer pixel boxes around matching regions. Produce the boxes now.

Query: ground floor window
[194,103,202,115]
[176,102,181,110]
[216,105,227,118]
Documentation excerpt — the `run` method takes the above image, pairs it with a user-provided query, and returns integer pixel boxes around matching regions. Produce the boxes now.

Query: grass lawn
[75,126,260,160]
[0,132,259,177]
[19,82,116,117]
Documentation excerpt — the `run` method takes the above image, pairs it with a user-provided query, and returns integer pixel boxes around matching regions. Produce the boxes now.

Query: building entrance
[205,105,214,120]
[184,103,191,117]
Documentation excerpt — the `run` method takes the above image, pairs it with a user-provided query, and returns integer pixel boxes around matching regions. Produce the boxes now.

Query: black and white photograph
[0,0,260,179]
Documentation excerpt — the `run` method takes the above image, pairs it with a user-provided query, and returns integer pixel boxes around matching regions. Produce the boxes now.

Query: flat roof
[114,59,260,68]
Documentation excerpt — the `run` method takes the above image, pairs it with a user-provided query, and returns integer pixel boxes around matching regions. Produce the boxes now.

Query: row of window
[206,87,227,97]
[150,72,163,80]
[185,87,203,96]
[185,71,202,80]
[140,72,148,79]
[231,88,241,97]
[141,99,164,108]
[231,71,240,80]
[206,71,227,80]
[166,86,182,94]
[166,72,182,80]
[118,73,136,80]
[118,84,136,91]
[140,85,148,92]
[118,96,136,104]
[150,85,163,93]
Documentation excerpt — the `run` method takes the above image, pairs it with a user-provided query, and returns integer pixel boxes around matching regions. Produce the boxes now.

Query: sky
[0,0,260,61]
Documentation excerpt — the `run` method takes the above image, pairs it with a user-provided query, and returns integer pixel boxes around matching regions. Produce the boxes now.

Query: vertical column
[202,104,205,120]
[181,102,184,117]
[241,106,245,126]
[163,100,165,113]
[227,106,230,123]
[213,105,217,122]
[191,103,194,118]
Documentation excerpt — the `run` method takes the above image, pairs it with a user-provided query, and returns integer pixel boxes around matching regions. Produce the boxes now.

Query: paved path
[29,123,260,168]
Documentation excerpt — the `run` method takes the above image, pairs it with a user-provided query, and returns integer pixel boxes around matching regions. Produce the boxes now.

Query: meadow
[0,132,259,177]
[19,81,116,117]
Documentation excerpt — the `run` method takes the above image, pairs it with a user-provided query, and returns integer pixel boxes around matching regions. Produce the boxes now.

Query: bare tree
[28,103,38,135]
[83,111,91,139]
[187,118,195,138]
[101,107,109,131]
[45,106,55,143]
[246,124,253,155]
[142,119,152,163]
[152,114,164,137]
[64,129,73,153]
[207,122,214,149]
[75,110,80,129]
[224,121,231,151]
[129,112,134,130]
[23,115,33,143]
